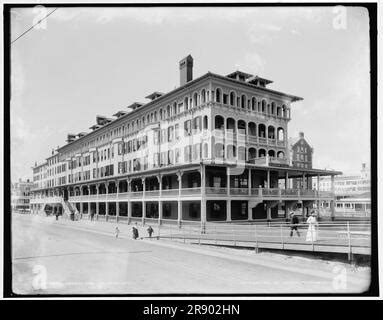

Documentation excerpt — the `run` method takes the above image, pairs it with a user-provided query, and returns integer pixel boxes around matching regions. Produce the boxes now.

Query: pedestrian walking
[132,226,139,239]
[289,212,300,237]
[55,212,59,221]
[147,225,154,238]
[114,226,120,238]
[306,212,318,242]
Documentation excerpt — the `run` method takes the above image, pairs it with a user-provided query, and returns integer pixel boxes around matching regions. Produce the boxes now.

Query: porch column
[158,200,163,225]
[330,175,335,221]
[158,175,162,197]
[127,179,131,223]
[267,205,272,220]
[96,184,100,218]
[227,167,230,195]
[226,200,231,221]
[79,186,83,217]
[266,170,270,188]
[105,182,109,220]
[302,173,306,190]
[285,171,289,189]
[248,168,252,195]
[201,164,207,225]
[177,172,183,226]
[142,178,146,225]
[128,201,132,224]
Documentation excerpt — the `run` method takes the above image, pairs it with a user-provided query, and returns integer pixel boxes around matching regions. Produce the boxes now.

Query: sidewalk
[31,214,160,240]
[19,214,370,289]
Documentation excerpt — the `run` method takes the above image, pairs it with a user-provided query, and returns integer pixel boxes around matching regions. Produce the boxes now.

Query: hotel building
[12,179,33,213]
[30,55,341,224]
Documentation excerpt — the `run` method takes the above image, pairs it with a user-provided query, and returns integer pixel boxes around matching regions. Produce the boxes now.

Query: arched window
[241,95,246,108]
[167,105,171,118]
[215,115,224,130]
[215,143,225,158]
[271,102,276,115]
[238,120,246,135]
[258,149,266,158]
[201,89,206,103]
[203,116,208,130]
[226,118,236,132]
[248,122,256,136]
[173,102,177,115]
[159,109,163,120]
[193,92,198,107]
[258,124,266,138]
[268,150,275,157]
[268,126,275,139]
[227,144,236,160]
[277,127,284,141]
[154,111,157,121]
[261,100,266,113]
[216,88,222,103]
[251,97,256,111]
[184,97,189,110]
[230,91,236,106]
[277,151,284,159]
[248,148,257,162]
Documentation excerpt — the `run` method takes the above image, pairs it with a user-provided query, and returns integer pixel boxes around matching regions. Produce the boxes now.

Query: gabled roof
[226,70,253,80]
[96,115,113,126]
[126,102,145,110]
[289,136,312,149]
[113,110,128,118]
[145,91,164,100]
[89,124,102,130]
[247,75,273,85]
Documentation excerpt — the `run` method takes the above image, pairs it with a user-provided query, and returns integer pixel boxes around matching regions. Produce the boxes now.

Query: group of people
[289,211,319,242]
[113,224,154,240]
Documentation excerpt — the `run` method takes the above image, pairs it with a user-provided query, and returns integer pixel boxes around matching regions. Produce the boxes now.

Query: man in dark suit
[289,212,300,237]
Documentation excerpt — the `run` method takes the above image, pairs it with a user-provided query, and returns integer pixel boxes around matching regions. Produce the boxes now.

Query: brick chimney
[299,132,304,138]
[179,55,193,86]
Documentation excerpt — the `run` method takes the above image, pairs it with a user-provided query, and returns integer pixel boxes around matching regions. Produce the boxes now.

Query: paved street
[12,214,370,295]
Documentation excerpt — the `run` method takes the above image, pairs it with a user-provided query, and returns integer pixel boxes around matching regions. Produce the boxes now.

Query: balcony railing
[181,187,201,195]
[61,188,334,202]
[262,188,280,197]
[145,190,160,197]
[206,187,227,195]
[161,189,179,196]
[248,135,258,144]
[259,137,267,145]
[230,188,249,195]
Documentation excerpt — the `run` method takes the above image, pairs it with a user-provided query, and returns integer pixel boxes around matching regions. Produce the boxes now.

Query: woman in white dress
[306,213,318,242]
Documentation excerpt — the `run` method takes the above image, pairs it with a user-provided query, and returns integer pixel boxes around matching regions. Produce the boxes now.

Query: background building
[289,132,313,189]
[313,163,370,217]
[11,179,33,213]
[30,55,340,222]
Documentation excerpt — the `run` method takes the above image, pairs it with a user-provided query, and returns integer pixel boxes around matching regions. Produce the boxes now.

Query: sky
[9,6,371,181]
